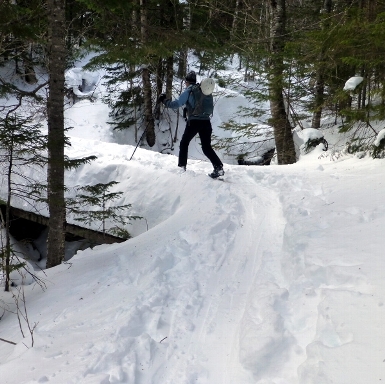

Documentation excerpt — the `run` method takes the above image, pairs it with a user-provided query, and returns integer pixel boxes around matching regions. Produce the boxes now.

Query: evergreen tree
[0,0,45,84]
[310,0,333,128]
[77,0,233,148]
[67,181,140,239]
[228,0,296,164]
[0,113,46,291]
[293,0,385,152]
[267,0,296,165]
[103,64,143,133]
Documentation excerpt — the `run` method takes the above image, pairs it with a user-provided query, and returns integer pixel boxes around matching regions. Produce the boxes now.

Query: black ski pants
[178,119,223,168]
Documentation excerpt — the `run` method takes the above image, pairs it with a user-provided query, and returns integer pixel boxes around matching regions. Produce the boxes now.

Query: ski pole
[129,126,147,160]
[129,100,161,160]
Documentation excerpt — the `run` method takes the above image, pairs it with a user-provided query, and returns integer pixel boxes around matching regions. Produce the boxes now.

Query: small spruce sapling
[67,181,141,239]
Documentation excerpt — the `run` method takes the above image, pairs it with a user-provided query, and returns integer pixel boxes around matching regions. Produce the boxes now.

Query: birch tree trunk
[268,0,296,165]
[46,0,66,268]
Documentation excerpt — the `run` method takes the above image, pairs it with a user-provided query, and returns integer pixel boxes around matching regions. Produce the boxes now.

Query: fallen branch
[0,337,16,345]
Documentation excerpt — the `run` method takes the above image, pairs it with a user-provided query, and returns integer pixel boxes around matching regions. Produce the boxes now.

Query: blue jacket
[164,85,209,121]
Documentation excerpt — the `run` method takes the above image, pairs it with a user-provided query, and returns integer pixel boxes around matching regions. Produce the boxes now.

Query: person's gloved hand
[158,93,166,103]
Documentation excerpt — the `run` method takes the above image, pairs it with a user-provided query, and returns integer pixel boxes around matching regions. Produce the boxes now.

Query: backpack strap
[185,84,197,120]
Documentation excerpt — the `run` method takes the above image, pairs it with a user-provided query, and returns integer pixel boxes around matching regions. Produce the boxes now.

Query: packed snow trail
[0,150,292,384]
[0,143,384,383]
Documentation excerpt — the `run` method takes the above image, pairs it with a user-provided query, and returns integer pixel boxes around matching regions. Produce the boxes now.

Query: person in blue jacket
[158,71,224,178]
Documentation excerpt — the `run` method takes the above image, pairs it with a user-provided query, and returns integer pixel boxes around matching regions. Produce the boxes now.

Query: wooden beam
[8,206,125,245]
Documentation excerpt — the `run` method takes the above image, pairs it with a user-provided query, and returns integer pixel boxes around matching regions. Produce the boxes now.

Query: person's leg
[178,122,198,167]
[197,120,223,168]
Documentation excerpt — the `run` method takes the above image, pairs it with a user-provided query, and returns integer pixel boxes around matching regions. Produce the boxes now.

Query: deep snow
[0,66,384,384]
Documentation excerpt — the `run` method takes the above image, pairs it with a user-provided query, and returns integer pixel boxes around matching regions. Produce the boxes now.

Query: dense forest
[1,0,385,278]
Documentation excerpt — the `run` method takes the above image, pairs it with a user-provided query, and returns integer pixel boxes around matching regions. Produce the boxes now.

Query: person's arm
[164,87,191,109]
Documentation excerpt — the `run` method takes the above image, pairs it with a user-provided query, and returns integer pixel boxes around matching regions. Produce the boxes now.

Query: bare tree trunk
[46,0,66,268]
[312,0,333,128]
[311,73,325,128]
[129,64,139,142]
[177,2,189,79]
[154,58,163,121]
[142,67,155,147]
[165,56,173,98]
[4,141,13,291]
[156,57,163,97]
[231,0,241,40]
[177,50,187,79]
[24,44,37,84]
[268,0,296,165]
[140,0,155,147]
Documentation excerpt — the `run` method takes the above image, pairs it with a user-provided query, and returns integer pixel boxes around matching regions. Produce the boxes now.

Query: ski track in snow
[0,149,385,383]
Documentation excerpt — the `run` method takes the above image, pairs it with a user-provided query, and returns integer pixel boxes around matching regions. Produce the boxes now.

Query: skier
[158,71,224,179]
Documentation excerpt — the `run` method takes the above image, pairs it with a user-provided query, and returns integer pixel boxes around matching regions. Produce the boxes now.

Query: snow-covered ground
[0,66,385,383]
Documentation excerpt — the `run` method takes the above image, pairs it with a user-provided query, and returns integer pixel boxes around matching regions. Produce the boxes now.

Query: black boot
[209,165,224,178]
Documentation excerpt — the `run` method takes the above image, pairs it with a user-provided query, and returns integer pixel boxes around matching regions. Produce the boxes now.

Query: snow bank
[343,76,364,91]
[65,67,100,98]
[293,128,326,156]
[374,128,385,146]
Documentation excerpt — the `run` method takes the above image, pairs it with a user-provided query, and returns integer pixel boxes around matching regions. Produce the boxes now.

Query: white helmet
[200,78,215,95]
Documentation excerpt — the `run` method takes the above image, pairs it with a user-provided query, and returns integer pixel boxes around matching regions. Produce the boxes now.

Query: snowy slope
[0,139,384,383]
[1,65,385,383]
